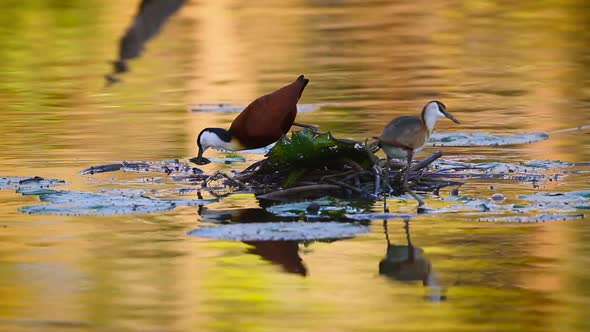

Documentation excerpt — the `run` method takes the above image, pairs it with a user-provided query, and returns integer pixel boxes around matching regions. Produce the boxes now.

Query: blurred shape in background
[106,0,187,85]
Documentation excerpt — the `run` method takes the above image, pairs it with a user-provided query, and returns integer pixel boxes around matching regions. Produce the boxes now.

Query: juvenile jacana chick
[195,75,311,164]
[374,101,460,206]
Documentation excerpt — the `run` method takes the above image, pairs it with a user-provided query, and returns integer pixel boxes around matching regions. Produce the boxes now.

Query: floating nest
[199,129,461,202]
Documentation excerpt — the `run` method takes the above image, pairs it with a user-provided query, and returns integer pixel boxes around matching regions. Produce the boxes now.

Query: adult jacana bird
[195,75,311,164]
[374,100,460,206]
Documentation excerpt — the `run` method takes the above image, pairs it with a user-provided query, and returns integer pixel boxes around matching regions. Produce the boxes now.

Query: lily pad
[0,176,66,190]
[519,160,573,169]
[265,198,365,218]
[81,160,202,176]
[429,132,549,147]
[515,190,590,211]
[207,155,247,163]
[188,221,370,241]
[433,160,571,173]
[518,190,590,203]
[479,214,584,223]
[422,189,590,215]
[18,188,214,216]
[429,159,572,183]
[344,212,414,220]
[422,197,514,214]
[191,103,320,113]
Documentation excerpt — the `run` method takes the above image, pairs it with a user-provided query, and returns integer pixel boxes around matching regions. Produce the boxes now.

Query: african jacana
[195,75,311,164]
[374,100,460,206]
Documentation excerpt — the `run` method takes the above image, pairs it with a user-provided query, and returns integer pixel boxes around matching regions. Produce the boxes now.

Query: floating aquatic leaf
[479,214,584,223]
[518,190,590,203]
[0,176,66,190]
[198,206,276,223]
[79,163,126,174]
[422,189,590,215]
[429,132,549,147]
[188,222,369,241]
[191,103,320,113]
[433,160,571,173]
[18,188,214,216]
[207,155,247,163]
[344,212,414,220]
[81,160,202,176]
[418,197,515,214]
[430,159,571,183]
[266,198,365,218]
[98,188,153,197]
[191,103,243,113]
[264,129,373,172]
[520,160,573,169]
[490,193,506,202]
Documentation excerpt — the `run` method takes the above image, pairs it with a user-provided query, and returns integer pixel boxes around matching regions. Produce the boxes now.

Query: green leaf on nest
[263,129,374,172]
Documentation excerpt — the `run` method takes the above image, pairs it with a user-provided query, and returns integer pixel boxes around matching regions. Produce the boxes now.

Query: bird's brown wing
[229,76,308,149]
[378,116,427,150]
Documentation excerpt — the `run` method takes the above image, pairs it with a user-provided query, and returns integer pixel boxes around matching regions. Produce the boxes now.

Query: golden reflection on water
[0,0,589,331]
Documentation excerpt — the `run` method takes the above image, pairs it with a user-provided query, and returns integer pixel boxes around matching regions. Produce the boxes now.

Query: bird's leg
[373,165,381,196]
[383,158,394,193]
[293,122,319,133]
[403,218,415,262]
[383,219,391,247]
[382,158,397,212]
[372,161,390,211]
[403,151,425,207]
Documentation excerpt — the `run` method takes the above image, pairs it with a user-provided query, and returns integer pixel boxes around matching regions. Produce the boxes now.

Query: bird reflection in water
[198,205,307,276]
[379,219,446,301]
[244,241,307,276]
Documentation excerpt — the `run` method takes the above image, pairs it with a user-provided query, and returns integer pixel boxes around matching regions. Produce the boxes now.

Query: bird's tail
[296,74,309,99]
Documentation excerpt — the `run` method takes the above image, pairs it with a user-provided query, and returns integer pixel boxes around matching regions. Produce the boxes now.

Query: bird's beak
[191,148,211,165]
[197,148,204,163]
[444,111,460,124]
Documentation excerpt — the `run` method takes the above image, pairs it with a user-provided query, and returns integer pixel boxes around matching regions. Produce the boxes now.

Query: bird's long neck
[421,109,439,136]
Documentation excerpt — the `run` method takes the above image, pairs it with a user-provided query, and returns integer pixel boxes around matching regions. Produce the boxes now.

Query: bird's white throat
[423,102,446,134]
[199,130,243,151]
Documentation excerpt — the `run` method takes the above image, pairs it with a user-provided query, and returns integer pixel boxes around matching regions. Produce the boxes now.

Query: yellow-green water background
[0,1,589,331]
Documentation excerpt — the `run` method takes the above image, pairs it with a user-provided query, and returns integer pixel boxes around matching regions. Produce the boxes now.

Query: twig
[205,171,251,191]
[233,171,257,183]
[319,170,355,183]
[342,171,365,186]
[340,158,364,172]
[244,159,266,172]
[257,184,342,201]
[411,151,443,171]
[404,183,425,207]
[293,181,319,186]
[548,125,590,134]
[373,165,381,196]
[323,178,365,195]
[217,172,251,191]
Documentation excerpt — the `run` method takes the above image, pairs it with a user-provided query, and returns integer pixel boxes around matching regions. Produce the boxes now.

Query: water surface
[0,1,589,331]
